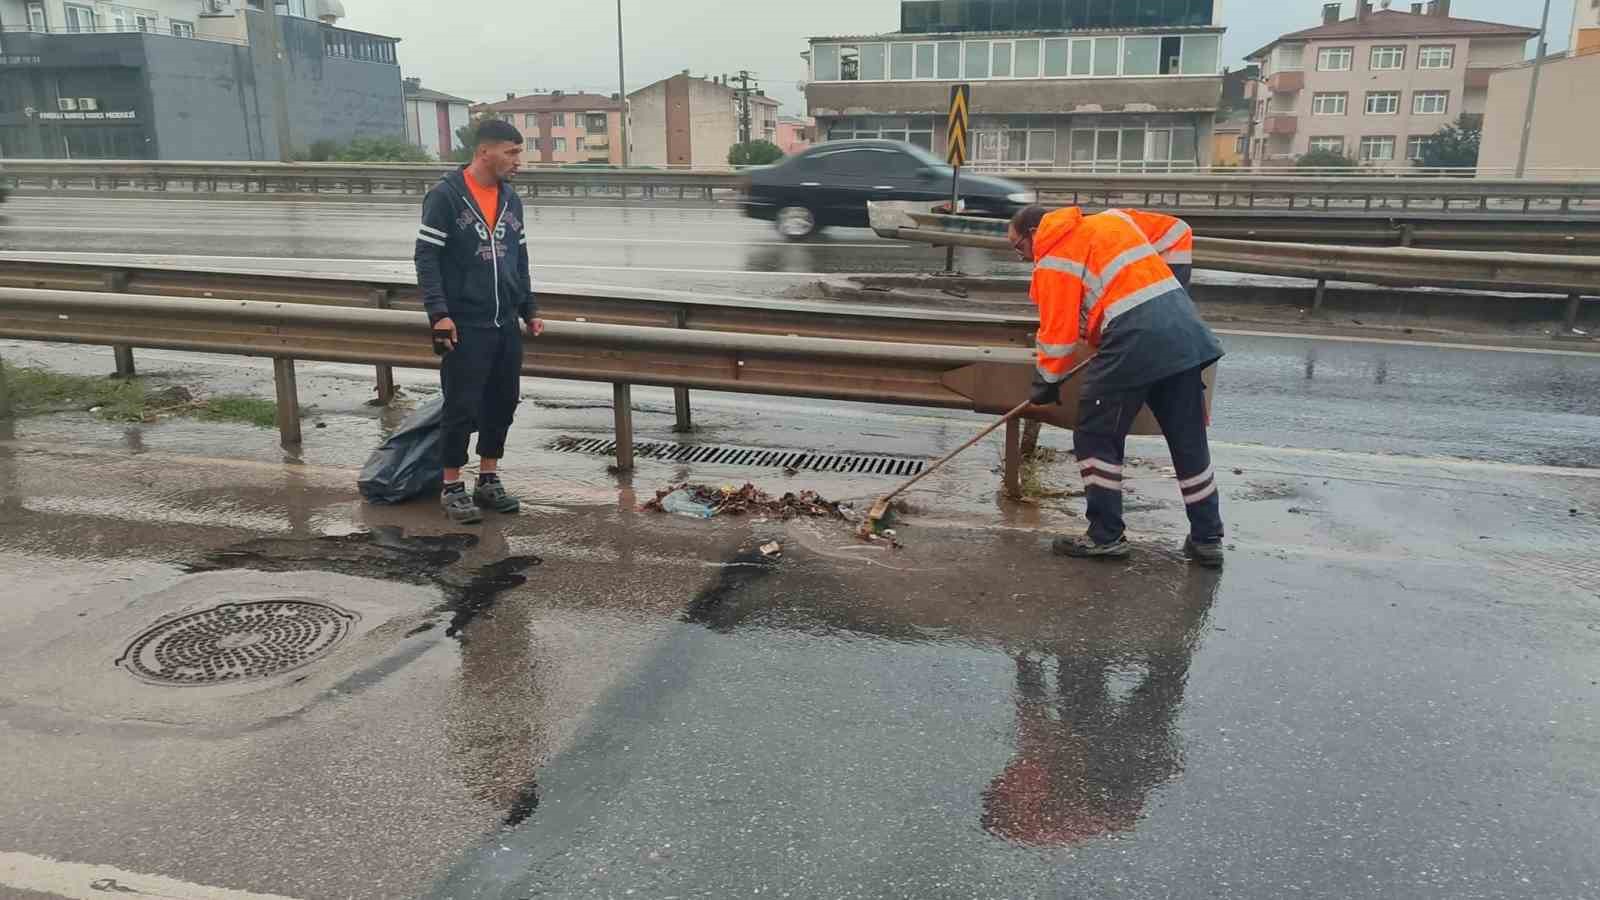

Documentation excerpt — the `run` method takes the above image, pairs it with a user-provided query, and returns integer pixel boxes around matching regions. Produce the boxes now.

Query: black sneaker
[442,485,483,524]
[1183,537,1224,568]
[474,479,521,514]
[1052,534,1132,559]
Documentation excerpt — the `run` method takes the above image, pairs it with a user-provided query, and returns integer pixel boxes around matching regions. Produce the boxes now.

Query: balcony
[1264,115,1298,136]
[1268,70,1304,93]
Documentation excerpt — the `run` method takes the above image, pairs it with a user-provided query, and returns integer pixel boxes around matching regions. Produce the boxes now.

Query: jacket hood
[1032,207,1083,261]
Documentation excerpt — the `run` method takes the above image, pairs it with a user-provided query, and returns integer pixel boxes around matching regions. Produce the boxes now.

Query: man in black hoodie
[415,118,543,524]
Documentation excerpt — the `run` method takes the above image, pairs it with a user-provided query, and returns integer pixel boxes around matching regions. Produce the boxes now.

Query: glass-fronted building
[804,0,1225,171]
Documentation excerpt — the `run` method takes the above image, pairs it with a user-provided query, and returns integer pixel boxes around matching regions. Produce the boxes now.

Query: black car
[741,139,1036,240]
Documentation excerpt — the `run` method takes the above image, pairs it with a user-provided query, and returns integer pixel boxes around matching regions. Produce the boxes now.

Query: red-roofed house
[1243,1,1535,169]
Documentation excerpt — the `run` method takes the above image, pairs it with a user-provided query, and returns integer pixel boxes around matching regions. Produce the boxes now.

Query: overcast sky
[365,0,1576,114]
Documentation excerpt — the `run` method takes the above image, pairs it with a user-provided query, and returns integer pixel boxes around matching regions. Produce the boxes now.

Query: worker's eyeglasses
[1011,234,1031,261]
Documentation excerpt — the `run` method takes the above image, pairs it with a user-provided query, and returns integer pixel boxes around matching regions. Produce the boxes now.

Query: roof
[474,93,622,114]
[404,85,472,105]
[1249,10,1537,59]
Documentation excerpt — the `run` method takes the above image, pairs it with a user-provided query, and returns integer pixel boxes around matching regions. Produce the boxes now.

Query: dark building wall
[0,31,155,158]
[141,33,265,160]
[274,14,404,155]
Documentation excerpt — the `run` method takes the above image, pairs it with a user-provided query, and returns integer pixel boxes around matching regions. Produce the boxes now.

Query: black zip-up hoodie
[414,168,535,329]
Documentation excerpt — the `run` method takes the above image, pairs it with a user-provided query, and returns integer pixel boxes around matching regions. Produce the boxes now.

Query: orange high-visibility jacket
[1029,207,1220,393]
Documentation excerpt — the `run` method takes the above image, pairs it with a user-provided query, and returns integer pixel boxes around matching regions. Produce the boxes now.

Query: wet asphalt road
[1,196,1599,899]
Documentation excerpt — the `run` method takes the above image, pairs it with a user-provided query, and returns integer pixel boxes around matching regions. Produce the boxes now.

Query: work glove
[1029,373,1062,406]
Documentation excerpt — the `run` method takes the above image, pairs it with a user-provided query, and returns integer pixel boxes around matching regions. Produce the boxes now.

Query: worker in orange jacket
[1009,204,1225,567]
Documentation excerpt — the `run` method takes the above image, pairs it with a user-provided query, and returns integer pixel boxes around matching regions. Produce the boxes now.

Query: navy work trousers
[441,325,522,469]
[1072,365,1224,546]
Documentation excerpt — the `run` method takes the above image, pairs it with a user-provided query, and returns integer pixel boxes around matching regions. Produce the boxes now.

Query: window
[890,43,914,79]
[1309,136,1345,155]
[991,41,1011,77]
[965,41,989,79]
[26,2,45,30]
[937,42,960,79]
[1406,135,1429,160]
[1359,136,1395,161]
[1236,135,1247,153]
[135,14,155,30]
[1068,38,1091,76]
[1180,34,1219,74]
[586,113,608,133]
[1123,37,1159,76]
[1093,37,1119,76]
[1317,46,1353,71]
[1013,39,1040,77]
[553,112,565,127]
[839,44,860,80]
[1311,92,1347,116]
[110,9,127,31]
[576,137,585,151]
[1418,45,1454,69]
[860,44,885,80]
[170,19,194,37]
[817,148,889,178]
[524,113,537,129]
[531,138,542,151]
[814,44,839,80]
[1369,46,1404,70]
[1276,44,1305,70]
[1365,91,1400,115]
[915,43,936,78]
[63,4,95,32]
[553,138,567,153]
[1041,38,1068,76]
[1413,91,1448,115]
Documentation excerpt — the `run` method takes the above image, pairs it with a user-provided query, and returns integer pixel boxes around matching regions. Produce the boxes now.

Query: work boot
[474,478,521,514]
[1183,537,1224,569]
[1052,533,1131,560]
[441,483,483,524]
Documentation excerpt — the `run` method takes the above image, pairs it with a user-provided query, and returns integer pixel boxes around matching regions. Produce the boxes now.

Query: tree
[728,140,784,167]
[293,136,433,163]
[1295,149,1360,175]
[1415,116,1481,173]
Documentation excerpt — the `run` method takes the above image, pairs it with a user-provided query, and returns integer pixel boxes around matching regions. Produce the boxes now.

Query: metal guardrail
[870,207,1598,327]
[0,160,745,200]
[6,160,1600,214]
[0,286,1128,494]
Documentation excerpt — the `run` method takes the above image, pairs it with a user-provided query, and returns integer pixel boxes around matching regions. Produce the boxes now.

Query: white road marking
[0,850,304,900]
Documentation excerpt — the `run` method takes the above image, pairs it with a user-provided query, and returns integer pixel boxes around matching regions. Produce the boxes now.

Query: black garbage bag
[358,398,444,504]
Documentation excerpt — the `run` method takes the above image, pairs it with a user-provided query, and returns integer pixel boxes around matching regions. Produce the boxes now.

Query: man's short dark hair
[476,119,523,147]
[1010,204,1049,236]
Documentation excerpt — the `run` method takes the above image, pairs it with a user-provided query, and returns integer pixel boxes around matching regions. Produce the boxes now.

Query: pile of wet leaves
[642,482,851,521]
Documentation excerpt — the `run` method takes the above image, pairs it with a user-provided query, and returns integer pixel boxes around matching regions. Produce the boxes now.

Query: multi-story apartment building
[473,91,624,166]
[0,0,404,159]
[1244,1,1534,169]
[628,72,774,168]
[804,0,1226,171]
[403,77,471,161]
[1575,0,1600,56]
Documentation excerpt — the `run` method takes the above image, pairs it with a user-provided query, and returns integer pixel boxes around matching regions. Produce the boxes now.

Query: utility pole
[1515,0,1553,179]
[615,0,629,166]
[735,70,753,145]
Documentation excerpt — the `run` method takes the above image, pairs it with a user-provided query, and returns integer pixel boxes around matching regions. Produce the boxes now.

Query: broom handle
[879,358,1094,506]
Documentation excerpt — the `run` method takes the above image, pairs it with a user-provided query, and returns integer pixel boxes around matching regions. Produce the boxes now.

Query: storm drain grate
[116,600,356,686]
[547,436,927,478]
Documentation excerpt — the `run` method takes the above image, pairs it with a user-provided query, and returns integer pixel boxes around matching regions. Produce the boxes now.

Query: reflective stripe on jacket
[1029,206,1222,393]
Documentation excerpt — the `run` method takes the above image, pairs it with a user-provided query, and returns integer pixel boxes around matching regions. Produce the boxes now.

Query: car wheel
[776,206,819,240]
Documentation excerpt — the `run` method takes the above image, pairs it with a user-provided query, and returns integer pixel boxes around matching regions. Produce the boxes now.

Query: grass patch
[1,362,279,429]
[1,361,151,422]
[194,395,279,429]
[1019,446,1084,501]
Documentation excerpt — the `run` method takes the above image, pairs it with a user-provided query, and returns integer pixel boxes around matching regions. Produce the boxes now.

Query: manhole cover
[116,600,356,686]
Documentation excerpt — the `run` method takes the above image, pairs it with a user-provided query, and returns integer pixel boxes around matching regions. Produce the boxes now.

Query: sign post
[944,83,970,275]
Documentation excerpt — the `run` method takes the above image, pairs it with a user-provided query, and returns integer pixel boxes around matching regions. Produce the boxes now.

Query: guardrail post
[1003,417,1023,499]
[1566,294,1585,332]
[612,382,634,471]
[101,272,137,378]
[273,358,302,446]
[671,309,694,432]
[1312,278,1328,317]
[1398,224,1415,248]
[0,350,12,419]
[371,288,397,405]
